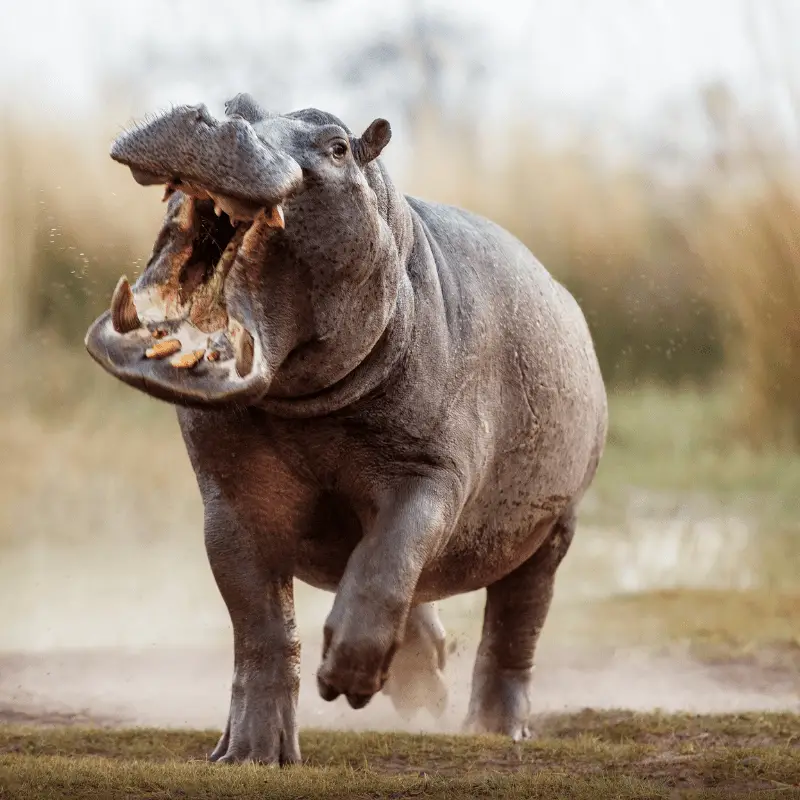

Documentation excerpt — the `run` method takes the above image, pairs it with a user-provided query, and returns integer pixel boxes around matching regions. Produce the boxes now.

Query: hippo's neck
[257,167,416,419]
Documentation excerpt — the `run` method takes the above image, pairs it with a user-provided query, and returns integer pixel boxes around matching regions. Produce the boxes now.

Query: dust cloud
[2,550,797,730]
[3,636,797,732]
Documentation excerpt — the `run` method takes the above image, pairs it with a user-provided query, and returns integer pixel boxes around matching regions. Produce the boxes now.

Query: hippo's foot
[316,600,402,709]
[463,666,533,740]
[382,603,449,720]
[209,669,300,765]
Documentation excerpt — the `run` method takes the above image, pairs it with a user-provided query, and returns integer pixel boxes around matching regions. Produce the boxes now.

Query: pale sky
[2,0,798,145]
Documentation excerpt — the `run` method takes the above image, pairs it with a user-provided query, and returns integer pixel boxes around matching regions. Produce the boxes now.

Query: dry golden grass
[0,114,161,342]
[405,117,721,387]
[4,92,800,444]
[683,172,800,447]
[1,714,798,798]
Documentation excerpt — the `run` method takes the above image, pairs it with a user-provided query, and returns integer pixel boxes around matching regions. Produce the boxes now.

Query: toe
[317,674,341,702]
[346,692,373,709]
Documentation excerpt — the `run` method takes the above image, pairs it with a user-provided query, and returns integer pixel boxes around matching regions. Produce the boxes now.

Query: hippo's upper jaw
[109,101,304,221]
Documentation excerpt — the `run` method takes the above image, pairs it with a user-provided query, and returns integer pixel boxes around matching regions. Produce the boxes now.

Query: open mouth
[85,191,285,407]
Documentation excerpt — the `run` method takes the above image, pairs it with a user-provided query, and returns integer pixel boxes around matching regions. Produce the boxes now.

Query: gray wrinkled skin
[85,94,608,764]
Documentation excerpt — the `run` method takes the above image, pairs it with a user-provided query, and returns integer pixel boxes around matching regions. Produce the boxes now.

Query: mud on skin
[84,92,608,764]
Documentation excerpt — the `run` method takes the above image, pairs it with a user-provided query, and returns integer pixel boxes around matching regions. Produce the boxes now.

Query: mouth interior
[103,192,273,381]
[179,200,237,304]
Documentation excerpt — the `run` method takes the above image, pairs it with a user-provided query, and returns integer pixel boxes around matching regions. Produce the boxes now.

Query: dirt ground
[1,639,798,733]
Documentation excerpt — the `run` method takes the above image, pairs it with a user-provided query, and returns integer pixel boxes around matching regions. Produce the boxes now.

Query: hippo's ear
[352,118,391,166]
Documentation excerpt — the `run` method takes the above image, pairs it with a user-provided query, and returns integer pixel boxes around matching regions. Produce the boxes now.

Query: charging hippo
[85,93,608,765]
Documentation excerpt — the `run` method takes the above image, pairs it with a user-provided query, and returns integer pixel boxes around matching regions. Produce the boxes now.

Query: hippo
[84,93,608,765]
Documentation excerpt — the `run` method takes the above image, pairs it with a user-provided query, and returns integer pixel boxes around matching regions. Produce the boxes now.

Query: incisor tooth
[171,349,205,369]
[111,276,141,334]
[264,204,285,229]
[145,339,181,359]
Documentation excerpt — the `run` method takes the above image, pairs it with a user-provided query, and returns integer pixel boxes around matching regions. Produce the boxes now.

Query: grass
[1,714,798,798]
[549,589,800,672]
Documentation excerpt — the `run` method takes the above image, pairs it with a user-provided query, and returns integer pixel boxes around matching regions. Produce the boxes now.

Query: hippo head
[85,93,399,409]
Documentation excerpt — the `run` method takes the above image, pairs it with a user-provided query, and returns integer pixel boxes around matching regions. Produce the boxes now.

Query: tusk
[264,204,285,229]
[233,325,255,377]
[110,276,141,334]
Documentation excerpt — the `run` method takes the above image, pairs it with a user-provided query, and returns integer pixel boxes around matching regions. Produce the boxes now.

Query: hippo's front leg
[204,501,301,765]
[316,475,460,708]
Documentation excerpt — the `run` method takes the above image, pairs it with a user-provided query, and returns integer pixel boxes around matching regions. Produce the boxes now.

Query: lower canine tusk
[233,326,255,377]
[111,276,141,334]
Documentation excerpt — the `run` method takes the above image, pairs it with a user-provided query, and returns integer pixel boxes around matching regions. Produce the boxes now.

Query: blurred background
[1,0,798,727]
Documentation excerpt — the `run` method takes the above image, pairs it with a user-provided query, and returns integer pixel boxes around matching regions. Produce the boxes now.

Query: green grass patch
[1,714,798,798]
[595,386,800,505]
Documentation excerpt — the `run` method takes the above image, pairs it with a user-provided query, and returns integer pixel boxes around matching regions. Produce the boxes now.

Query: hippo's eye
[330,140,348,160]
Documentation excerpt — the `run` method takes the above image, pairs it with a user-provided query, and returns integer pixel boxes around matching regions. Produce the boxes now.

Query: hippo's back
[405,195,608,518]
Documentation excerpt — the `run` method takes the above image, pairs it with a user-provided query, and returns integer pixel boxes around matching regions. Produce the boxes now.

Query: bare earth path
[2,642,797,731]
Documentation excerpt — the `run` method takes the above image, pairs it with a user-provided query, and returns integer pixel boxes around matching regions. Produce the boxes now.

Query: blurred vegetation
[2,81,799,446]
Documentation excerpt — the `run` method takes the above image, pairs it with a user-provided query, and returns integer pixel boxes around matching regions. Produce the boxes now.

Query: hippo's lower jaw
[84,195,281,409]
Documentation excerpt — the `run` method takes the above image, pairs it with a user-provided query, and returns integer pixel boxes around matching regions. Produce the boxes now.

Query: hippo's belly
[293,450,568,601]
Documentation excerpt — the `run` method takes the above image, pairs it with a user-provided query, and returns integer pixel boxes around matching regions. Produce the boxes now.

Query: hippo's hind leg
[464,509,576,740]
[382,603,449,720]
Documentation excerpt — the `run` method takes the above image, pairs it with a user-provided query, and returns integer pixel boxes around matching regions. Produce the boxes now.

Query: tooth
[233,327,254,377]
[264,204,285,229]
[145,339,181,359]
[111,276,141,334]
[162,185,175,202]
[171,349,205,369]
[206,349,220,362]
[214,204,222,217]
